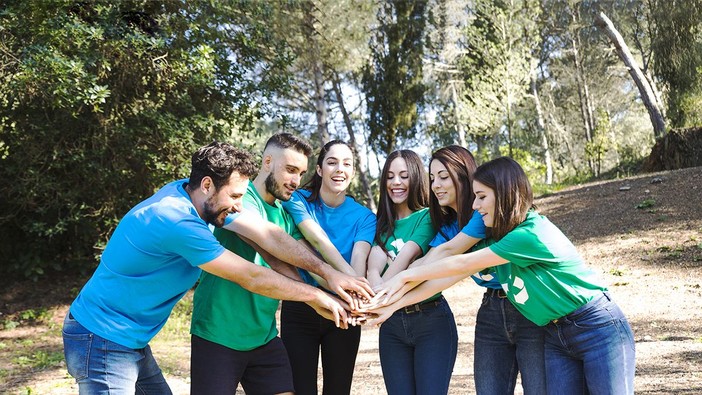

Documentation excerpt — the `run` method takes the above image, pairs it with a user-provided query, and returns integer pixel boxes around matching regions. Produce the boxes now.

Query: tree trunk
[594,11,666,138]
[569,25,594,173]
[303,7,329,146]
[331,73,376,211]
[450,81,467,147]
[531,73,553,184]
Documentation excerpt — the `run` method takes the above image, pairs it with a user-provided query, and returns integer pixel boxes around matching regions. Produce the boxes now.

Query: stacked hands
[312,272,410,329]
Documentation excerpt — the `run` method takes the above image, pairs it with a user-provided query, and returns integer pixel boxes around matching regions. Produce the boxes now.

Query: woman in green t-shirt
[368,157,635,395]
[366,149,453,395]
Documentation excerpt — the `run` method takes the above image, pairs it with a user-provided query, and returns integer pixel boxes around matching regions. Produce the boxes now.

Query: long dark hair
[374,150,431,252]
[302,139,354,203]
[428,145,477,237]
[473,157,534,241]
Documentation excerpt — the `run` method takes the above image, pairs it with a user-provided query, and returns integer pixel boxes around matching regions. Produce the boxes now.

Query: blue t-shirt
[428,210,499,289]
[70,179,225,349]
[282,189,376,285]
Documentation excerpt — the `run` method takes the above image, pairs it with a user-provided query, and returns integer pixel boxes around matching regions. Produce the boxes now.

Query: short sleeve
[410,211,436,254]
[162,217,225,267]
[461,210,486,239]
[354,210,377,244]
[429,222,458,248]
[281,191,313,225]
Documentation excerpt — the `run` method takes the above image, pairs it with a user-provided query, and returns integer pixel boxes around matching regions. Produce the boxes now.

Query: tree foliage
[363,0,428,156]
[0,0,292,278]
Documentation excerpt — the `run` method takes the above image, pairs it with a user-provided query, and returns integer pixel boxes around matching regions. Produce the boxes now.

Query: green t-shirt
[378,208,440,302]
[191,182,302,351]
[488,211,607,326]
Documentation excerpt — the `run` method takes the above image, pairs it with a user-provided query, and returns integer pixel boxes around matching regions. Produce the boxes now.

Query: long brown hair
[301,139,354,204]
[428,145,477,238]
[473,156,534,240]
[374,150,431,252]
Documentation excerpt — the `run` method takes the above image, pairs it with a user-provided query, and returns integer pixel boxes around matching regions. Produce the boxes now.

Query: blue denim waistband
[550,291,611,325]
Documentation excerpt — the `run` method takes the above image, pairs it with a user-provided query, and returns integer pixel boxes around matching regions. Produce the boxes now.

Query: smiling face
[317,143,354,194]
[202,172,249,227]
[264,147,308,202]
[429,158,457,211]
[386,157,410,207]
[472,180,496,227]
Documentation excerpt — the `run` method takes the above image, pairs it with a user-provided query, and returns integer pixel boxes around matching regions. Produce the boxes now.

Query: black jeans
[280,300,361,395]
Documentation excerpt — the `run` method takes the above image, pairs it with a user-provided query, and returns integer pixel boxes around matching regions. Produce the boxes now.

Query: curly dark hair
[188,141,257,190]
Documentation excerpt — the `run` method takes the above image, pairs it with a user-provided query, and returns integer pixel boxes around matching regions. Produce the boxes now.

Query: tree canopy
[1,0,700,278]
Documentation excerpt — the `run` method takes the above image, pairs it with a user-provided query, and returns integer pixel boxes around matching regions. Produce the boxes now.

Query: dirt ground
[1,166,701,394]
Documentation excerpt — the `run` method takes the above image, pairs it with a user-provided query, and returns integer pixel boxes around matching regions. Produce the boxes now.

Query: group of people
[62,132,636,395]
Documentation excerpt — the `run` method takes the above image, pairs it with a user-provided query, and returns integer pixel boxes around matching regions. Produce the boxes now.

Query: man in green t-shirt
[190,133,356,394]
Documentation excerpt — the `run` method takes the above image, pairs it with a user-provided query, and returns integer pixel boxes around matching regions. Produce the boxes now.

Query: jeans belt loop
[486,288,508,298]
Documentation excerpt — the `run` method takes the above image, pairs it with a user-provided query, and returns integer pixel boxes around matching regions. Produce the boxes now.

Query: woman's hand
[367,272,411,307]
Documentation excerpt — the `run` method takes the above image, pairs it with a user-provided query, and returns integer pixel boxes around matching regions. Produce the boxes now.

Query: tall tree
[648,0,702,127]
[595,11,666,138]
[363,0,429,156]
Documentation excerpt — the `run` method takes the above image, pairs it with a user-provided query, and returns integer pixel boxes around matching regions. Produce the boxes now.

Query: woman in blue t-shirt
[371,157,635,395]
[405,145,546,394]
[281,140,376,395]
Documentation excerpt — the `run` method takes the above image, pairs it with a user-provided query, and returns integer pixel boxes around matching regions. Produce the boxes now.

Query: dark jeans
[190,335,294,395]
[378,296,458,395]
[544,292,635,395]
[280,300,361,395]
[474,289,547,395]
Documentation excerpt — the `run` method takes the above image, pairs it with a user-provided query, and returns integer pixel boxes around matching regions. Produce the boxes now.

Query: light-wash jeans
[544,292,635,395]
[62,312,172,395]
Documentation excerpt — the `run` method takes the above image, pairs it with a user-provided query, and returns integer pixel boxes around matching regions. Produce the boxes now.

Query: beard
[265,172,292,201]
[202,194,229,228]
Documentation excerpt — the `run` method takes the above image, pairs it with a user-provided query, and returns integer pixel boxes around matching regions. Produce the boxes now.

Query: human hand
[324,270,374,308]
[308,291,349,329]
[365,273,410,307]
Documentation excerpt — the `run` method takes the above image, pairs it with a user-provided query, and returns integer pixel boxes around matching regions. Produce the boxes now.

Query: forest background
[1,0,701,281]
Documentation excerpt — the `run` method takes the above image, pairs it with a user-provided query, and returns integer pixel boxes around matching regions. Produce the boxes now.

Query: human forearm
[202,250,322,303]
[380,242,421,280]
[350,242,371,277]
[297,221,356,276]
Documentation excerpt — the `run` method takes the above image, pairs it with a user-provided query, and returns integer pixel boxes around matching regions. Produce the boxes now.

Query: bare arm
[294,218,357,277]
[366,273,470,326]
[224,211,373,302]
[413,233,481,267]
[379,241,423,281]
[373,247,508,305]
[200,249,347,327]
[350,241,371,278]
[238,233,302,281]
[366,246,389,289]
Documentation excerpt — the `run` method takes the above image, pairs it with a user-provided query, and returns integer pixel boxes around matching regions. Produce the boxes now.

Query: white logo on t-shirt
[508,276,529,304]
[388,239,406,260]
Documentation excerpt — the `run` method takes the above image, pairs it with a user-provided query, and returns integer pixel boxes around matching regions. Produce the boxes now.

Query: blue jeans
[474,289,546,395]
[378,296,458,395]
[544,292,635,395]
[62,313,172,395]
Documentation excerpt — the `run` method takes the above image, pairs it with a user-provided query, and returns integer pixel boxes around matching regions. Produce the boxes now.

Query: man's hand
[323,269,374,308]
[307,290,349,329]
